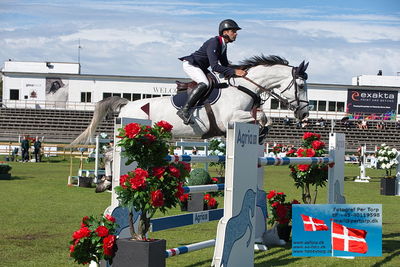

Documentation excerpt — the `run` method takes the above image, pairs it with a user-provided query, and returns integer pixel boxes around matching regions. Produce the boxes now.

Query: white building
[1,61,399,120]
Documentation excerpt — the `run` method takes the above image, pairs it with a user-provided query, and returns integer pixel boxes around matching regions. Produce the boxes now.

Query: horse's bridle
[229,66,309,114]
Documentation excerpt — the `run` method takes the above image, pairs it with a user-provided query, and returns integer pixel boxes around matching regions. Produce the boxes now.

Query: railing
[0,100,96,111]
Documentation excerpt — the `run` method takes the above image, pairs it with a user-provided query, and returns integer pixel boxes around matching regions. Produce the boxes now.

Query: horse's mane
[233,55,289,69]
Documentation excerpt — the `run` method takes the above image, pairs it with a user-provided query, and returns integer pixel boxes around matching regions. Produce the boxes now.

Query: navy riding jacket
[179,36,236,78]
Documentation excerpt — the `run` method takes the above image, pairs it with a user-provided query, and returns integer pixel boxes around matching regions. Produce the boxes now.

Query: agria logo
[236,129,257,147]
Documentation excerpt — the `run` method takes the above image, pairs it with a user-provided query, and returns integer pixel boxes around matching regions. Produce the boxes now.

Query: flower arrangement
[203,193,219,209]
[286,132,334,204]
[208,137,226,177]
[69,214,118,265]
[114,121,191,240]
[271,143,284,155]
[376,144,398,177]
[266,190,299,226]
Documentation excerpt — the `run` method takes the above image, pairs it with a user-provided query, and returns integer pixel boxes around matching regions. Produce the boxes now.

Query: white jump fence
[105,117,346,267]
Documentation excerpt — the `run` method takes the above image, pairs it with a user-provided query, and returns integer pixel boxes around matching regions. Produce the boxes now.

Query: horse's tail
[70,96,129,145]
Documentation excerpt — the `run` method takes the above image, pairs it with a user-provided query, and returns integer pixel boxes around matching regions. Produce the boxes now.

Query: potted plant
[286,132,335,204]
[69,214,118,266]
[183,168,211,211]
[0,163,12,180]
[113,121,191,267]
[267,190,300,242]
[376,144,398,195]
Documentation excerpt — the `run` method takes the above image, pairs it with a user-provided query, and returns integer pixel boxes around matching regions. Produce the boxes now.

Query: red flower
[311,140,325,150]
[303,132,321,140]
[144,134,156,142]
[81,216,89,225]
[105,214,116,223]
[168,165,181,178]
[267,190,276,199]
[69,245,75,253]
[175,183,184,198]
[156,120,173,132]
[204,194,211,201]
[208,198,217,208]
[292,199,300,204]
[103,235,116,256]
[306,148,316,157]
[271,201,279,207]
[298,164,310,172]
[180,161,191,173]
[130,176,146,190]
[277,192,285,195]
[124,123,141,138]
[151,190,164,207]
[211,177,219,182]
[120,174,129,189]
[276,203,288,219]
[72,227,91,240]
[328,162,335,168]
[95,226,109,237]
[134,168,149,179]
[152,166,166,179]
[179,193,189,202]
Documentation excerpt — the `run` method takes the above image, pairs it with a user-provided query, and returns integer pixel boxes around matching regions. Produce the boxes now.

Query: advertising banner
[46,77,69,108]
[346,89,397,119]
[292,204,382,257]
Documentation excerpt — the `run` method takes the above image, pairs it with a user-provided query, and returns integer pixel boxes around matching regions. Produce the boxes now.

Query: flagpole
[331,219,334,257]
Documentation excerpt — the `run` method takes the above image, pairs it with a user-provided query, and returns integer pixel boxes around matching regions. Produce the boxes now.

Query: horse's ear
[298,61,305,73]
[303,62,309,72]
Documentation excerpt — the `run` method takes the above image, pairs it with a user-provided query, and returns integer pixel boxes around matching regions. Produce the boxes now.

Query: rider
[177,19,247,125]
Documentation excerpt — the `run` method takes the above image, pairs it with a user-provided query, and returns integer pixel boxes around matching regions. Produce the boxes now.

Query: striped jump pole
[183,184,224,193]
[165,239,216,258]
[258,156,333,166]
[165,154,225,163]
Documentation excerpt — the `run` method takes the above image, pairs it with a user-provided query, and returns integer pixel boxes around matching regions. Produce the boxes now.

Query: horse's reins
[229,67,309,114]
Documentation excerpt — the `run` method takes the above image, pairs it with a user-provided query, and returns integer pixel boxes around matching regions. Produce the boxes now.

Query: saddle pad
[171,87,222,110]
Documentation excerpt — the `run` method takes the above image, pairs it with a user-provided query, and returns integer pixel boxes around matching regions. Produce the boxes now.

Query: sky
[1,0,399,84]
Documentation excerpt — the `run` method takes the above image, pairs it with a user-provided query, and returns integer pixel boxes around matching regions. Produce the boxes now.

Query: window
[113,93,121,98]
[337,102,344,112]
[144,94,152,99]
[309,100,317,111]
[103,92,112,99]
[10,89,19,100]
[133,94,141,101]
[318,101,326,111]
[81,92,92,103]
[271,99,279,109]
[123,93,132,101]
[328,101,336,112]
[280,102,288,110]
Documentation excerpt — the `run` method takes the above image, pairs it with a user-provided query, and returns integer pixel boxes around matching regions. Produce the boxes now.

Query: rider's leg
[177,61,209,124]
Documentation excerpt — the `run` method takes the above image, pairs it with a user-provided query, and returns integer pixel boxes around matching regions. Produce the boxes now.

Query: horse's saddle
[171,73,228,109]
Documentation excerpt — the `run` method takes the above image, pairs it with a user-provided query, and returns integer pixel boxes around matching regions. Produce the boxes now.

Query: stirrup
[176,109,194,125]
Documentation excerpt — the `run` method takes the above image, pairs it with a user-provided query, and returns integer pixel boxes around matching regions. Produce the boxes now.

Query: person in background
[283,116,291,126]
[96,141,114,193]
[33,138,42,162]
[21,136,30,162]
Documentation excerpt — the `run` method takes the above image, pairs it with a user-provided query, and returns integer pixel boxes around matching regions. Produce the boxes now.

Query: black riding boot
[177,82,208,125]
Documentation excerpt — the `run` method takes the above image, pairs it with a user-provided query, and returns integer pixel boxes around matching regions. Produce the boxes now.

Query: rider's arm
[206,37,236,77]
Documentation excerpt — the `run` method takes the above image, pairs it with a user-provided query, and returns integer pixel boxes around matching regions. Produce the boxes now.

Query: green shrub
[0,164,12,174]
[188,168,211,185]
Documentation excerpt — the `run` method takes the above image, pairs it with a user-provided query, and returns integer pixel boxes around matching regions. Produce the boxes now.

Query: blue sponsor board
[292,204,382,257]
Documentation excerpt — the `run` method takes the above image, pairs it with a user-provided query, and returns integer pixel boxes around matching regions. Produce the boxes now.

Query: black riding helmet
[218,19,241,36]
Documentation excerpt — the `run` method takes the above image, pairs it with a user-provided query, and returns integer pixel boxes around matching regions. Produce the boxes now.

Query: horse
[71,55,309,145]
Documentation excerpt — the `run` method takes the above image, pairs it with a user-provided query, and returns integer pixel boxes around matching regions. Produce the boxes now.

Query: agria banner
[346,89,398,115]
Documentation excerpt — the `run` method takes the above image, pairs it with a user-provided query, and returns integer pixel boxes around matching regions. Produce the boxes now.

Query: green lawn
[0,159,399,267]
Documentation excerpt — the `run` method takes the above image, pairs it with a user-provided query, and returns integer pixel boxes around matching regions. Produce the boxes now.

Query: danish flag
[301,214,329,231]
[332,222,368,254]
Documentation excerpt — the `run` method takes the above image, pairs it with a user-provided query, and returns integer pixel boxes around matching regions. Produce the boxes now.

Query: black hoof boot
[259,125,270,145]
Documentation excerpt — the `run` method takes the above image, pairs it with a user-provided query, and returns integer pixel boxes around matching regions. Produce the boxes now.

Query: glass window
[113,93,121,97]
[280,102,288,110]
[81,92,92,103]
[271,99,279,109]
[337,102,345,112]
[132,94,141,101]
[144,94,152,99]
[328,101,336,112]
[122,93,132,101]
[103,92,112,99]
[152,94,161,98]
[318,101,326,111]
[309,100,317,111]
[10,89,19,100]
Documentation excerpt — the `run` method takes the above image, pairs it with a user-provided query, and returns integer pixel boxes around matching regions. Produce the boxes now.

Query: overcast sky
[1,0,399,84]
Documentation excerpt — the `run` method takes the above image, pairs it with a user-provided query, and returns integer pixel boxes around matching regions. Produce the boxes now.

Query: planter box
[111,238,166,267]
[78,176,93,188]
[0,173,11,180]
[380,177,396,196]
[187,193,204,212]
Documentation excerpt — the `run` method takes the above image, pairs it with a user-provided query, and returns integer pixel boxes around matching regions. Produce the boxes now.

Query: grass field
[0,158,399,267]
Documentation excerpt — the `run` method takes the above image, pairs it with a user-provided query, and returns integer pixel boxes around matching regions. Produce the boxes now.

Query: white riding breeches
[182,61,209,86]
